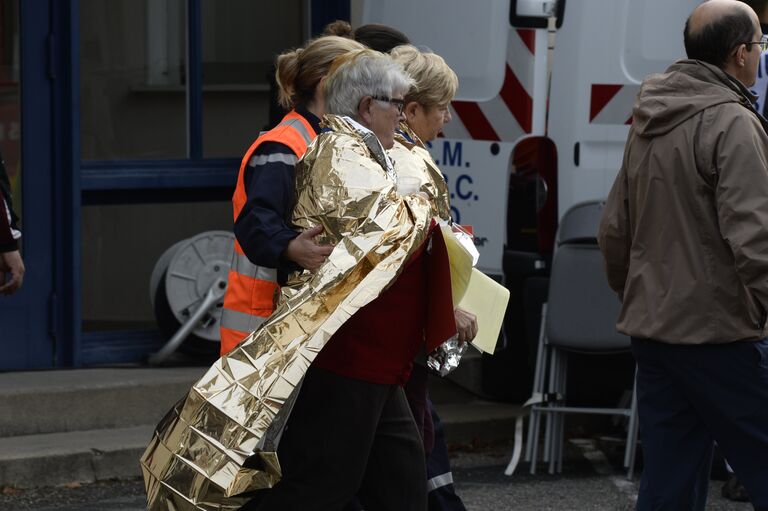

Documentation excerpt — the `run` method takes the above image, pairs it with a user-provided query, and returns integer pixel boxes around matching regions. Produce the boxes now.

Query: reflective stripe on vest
[248,152,298,168]
[230,251,278,282]
[278,117,313,146]
[220,309,268,336]
[220,111,316,356]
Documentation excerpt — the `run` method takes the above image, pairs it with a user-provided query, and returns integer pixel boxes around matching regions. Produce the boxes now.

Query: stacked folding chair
[521,200,639,478]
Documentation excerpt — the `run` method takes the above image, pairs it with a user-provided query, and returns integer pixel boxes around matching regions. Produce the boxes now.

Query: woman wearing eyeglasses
[390,44,476,511]
[236,49,458,511]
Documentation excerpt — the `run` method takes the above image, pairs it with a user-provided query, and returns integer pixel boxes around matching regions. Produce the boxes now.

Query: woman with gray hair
[241,49,458,511]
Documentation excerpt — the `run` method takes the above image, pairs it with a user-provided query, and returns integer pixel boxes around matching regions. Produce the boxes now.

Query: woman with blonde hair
[220,35,364,355]
[390,44,474,511]
[391,45,458,143]
[390,44,460,264]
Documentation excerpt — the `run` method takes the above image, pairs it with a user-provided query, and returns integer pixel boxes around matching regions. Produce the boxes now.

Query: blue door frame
[0,0,78,370]
[1,0,350,370]
[51,0,81,367]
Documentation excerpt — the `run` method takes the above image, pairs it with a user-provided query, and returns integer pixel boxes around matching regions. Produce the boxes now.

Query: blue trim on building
[81,330,166,366]
[1,0,60,369]
[81,159,239,190]
[82,187,233,206]
[56,0,82,366]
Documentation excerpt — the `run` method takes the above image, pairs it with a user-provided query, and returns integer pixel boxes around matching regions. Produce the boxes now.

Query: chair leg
[532,342,552,475]
[544,347,560,474]
[529,365,548,475]
[625,370,640,479]
[529,407,542,475]
[556,351,568,474]
[525,304,549,465]
[542,345,553,465]
[525,410,537,462]
[550,350,567,474]
[543,414,552,464]
[556,413,565,474]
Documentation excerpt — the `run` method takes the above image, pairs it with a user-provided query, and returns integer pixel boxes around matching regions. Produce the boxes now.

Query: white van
[356,0,702,397]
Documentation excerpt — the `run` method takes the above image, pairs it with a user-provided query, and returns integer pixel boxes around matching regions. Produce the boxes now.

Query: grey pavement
[0,367,753,510]
[0,367,206,437]
[0,439,753,511]
[451,440,751,511]
[0,367,520,489]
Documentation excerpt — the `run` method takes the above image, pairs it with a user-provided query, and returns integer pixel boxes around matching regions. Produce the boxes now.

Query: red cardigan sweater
[311,230,456,385]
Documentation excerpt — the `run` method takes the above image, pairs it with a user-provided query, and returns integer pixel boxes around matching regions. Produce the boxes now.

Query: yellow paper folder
[459,268,510,354]
[440,225,474,306]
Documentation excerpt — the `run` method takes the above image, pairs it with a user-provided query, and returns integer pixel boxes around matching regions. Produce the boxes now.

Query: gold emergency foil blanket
[390,122,452,222]
[141,114,439,511]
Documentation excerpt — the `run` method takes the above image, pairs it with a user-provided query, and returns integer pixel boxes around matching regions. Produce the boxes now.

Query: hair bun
[323,20,354,38]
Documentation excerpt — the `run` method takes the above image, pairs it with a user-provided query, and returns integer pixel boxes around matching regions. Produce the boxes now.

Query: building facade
[1,0,348,370]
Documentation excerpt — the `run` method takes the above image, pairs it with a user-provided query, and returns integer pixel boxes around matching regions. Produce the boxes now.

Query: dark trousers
[342,403,466,511]
[405,364,435,455]
[632,338,768,511]
[243,366,427,511]
[345,364,466,511]
[404,364,466,511]
[426,404,467,511]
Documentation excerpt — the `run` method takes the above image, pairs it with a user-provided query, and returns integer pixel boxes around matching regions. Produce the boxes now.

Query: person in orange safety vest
[220,35,364,355]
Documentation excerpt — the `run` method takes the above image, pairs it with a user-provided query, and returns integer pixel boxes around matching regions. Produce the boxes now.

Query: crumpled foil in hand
[427,336,468,376]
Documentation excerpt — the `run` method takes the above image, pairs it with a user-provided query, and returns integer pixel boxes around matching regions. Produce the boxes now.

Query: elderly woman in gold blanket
[389,44,475,511]
[141,50,458,511]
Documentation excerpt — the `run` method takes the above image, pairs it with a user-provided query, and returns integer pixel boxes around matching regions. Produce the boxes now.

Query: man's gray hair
[325,50,415,117]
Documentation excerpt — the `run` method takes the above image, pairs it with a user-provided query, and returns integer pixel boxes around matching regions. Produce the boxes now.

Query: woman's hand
[454,307,478,344]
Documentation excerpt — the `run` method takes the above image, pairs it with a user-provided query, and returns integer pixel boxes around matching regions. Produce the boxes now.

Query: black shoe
[722,474,750,502]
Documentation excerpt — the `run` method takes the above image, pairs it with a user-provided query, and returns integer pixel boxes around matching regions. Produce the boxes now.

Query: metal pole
[149,277,226,365]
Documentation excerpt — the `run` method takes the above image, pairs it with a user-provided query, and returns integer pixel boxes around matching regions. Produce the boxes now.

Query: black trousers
[342,401,467,511]
[243,366,427,511]
[426,403,466,511]
[343,364,466,511]
[632,338,768,511]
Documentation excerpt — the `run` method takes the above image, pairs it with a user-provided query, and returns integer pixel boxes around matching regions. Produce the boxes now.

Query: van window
[354,0,510,101]
[622,0,702,83]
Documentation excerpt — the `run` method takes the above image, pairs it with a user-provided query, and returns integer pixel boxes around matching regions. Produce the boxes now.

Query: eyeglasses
[371,95,406,114]
[743,33,768,52]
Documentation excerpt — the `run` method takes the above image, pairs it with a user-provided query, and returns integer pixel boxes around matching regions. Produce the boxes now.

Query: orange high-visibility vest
[220,111,316,355]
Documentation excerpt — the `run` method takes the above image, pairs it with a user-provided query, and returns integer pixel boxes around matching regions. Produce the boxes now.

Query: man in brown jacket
[598,1,768,509]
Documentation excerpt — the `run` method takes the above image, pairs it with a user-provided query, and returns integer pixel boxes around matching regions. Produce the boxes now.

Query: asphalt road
[0,439,752,511]
[450,439,751,511]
